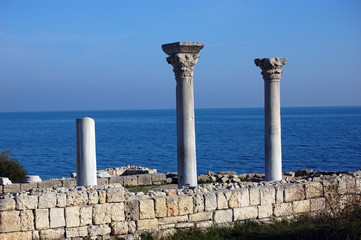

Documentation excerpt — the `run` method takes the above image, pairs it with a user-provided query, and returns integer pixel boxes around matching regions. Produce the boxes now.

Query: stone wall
[0,174,360,240]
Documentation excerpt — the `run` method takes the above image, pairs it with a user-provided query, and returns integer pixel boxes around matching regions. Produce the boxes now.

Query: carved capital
[254,58,287,80]
[166,53,200,80]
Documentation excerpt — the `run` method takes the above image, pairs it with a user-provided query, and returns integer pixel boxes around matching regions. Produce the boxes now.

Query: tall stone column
[76,117,97,186]
[162,42,204,188]
[255,58,287,181]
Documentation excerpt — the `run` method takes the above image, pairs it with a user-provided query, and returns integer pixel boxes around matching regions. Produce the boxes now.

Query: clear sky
[0,0,360,112]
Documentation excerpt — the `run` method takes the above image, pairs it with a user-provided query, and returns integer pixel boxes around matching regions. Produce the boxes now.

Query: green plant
[0,150,27,183]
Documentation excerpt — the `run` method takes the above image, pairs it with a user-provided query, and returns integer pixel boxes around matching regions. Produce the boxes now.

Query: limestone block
[98,190,107,204]
[112,202,125,222]
[196,221,213,228]
[310,197,326,212]
[154,198,167,217]
[3,183,20,193]
[158,215,188,224]
[274,203,292,216]
[16,195,38,210]
[32,230,39,239]
[305,182,323,199]
[175,222,194,228]
[125,200,139,221]
[284,184,305,202]
[189,212,212,222]
[65,206,80,227]
[38,192,57,209]
[93,203,112,224]
[178,196,193,215]
[138,174,152,185]
[260,186,276,205]
[0,198,15,211]
[258,205,273,218]
[152,173,166,184]
[346,178,357,194]
[97,177,109,185]
[275,185,284,203]
[62,178,76,188]
[238,188,250,207]
[107,188,124,203]
[217,192,228,209]
[66,191,88,206]
[56,193,67,207]
[0,231,32,240]
[80,205,92,225]
[111,222,128,235]
[20,209,34,231]
[128,221,136,234]
[137,219,158,230]
[214,209,233,223]
[38,180,62,189]
[159,223,175,230]
[88,224,111,236]
[356,178,361,194]
[234,206,258,220]
[49,208,65,228]
[167,197,179,216]
[193,194,204,213]
[35,209,49,230]
[40,228,65,239]
[204,193,217,211]
[249,187,260,205]
[228,191,238,208]
[20,183,37,191]
[109,177,123,184]
[66,226,88,238]
[88,190,99,205]
[139,199,155,219]
[123,175,138,186]
[337,179,347,194]
[293,200,310,214]
[0,211,21,232]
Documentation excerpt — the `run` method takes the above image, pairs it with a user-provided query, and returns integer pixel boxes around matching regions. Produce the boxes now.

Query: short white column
[76,117,97,186]
[162,42,204,188]
[255,58,287,181]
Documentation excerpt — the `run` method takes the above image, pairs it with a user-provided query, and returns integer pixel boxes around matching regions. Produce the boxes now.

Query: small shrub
[0,150,27,183]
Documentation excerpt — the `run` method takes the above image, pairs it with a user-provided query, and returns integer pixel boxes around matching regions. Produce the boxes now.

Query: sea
[0,107,360,180]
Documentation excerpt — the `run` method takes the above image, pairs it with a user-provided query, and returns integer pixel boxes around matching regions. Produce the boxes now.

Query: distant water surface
[0,107,360,180]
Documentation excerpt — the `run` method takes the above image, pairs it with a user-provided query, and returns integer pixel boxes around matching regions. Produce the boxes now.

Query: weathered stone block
[65,206,80,227]
[109,176,124,184]
[111,222,128,235]
[98,190,107,204]
[3,183,20,193]
[56,193,66,207]
[88,190,99,205]
[204,193,217,211]
[193,194,204,213]
[112,202,125,222]
[217,192,228,209]
[356,178,361,194]
[159,223,175,230]
[0,211,21,232]
[293,200,310,214]
[49,208,65,228]
[167,197,179,216]
[189,212,212,222]
[35,209,49,230]
[107,187,124,203]
[176,222,194,228]
[337,179,347,194]
[310,197,326,212]
[97,177,109,185]
[179,196,193,215]
[93,203,112,224]
[62,178,76,188]
[284,184,305,202]
[20,209,34,231]
[88,224,111,236]
[20,183,37,191]
[137,219,158,230]
[305,182,323,199]
[275,185,284,203]
[39,192,56,209]
[66,226,88,238]
[346,178,357,194]
[154,198,167,217]
[139,199,155,219]
[260,186,276,205]
[214,209,232,223]
[125,200,139,221]
[234,206,258,220]
[249,187,260,205]
[138,174,152,185]
[0,231,32,240]
[80,205,92,225]
[228,191,238,208]
[40,228,64,239]
[152,173,166,184]
[274,203,292,216]
[158,215,188,224]
[16,195,38,210]
[0,198,15,211]
[128,221,136,234]
[238,188,250,207]
[38,180,62,189]
[66,191,88,206]
[196,221,213,228]
[258,205,273,218]
[123,175,138,186]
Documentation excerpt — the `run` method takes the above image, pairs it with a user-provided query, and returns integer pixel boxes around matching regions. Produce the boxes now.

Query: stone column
[254,58,287,181]
[76,117,97,186]
[162,42,204,188]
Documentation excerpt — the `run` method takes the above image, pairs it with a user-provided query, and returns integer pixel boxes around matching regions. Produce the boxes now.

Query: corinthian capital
[254,58,287,80]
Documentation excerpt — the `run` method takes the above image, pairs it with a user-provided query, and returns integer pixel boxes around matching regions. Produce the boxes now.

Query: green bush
[0,150,27,183]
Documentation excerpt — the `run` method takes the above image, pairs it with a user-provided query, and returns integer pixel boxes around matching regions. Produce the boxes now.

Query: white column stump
[76,117,97,186]
[162,41,204,188]
[255,58,287,181]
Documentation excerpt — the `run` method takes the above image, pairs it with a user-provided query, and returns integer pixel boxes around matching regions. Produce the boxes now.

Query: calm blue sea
[0,107,360,180]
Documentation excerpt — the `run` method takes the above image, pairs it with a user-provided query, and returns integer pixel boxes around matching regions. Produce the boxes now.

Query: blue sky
[0,0,360,112]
